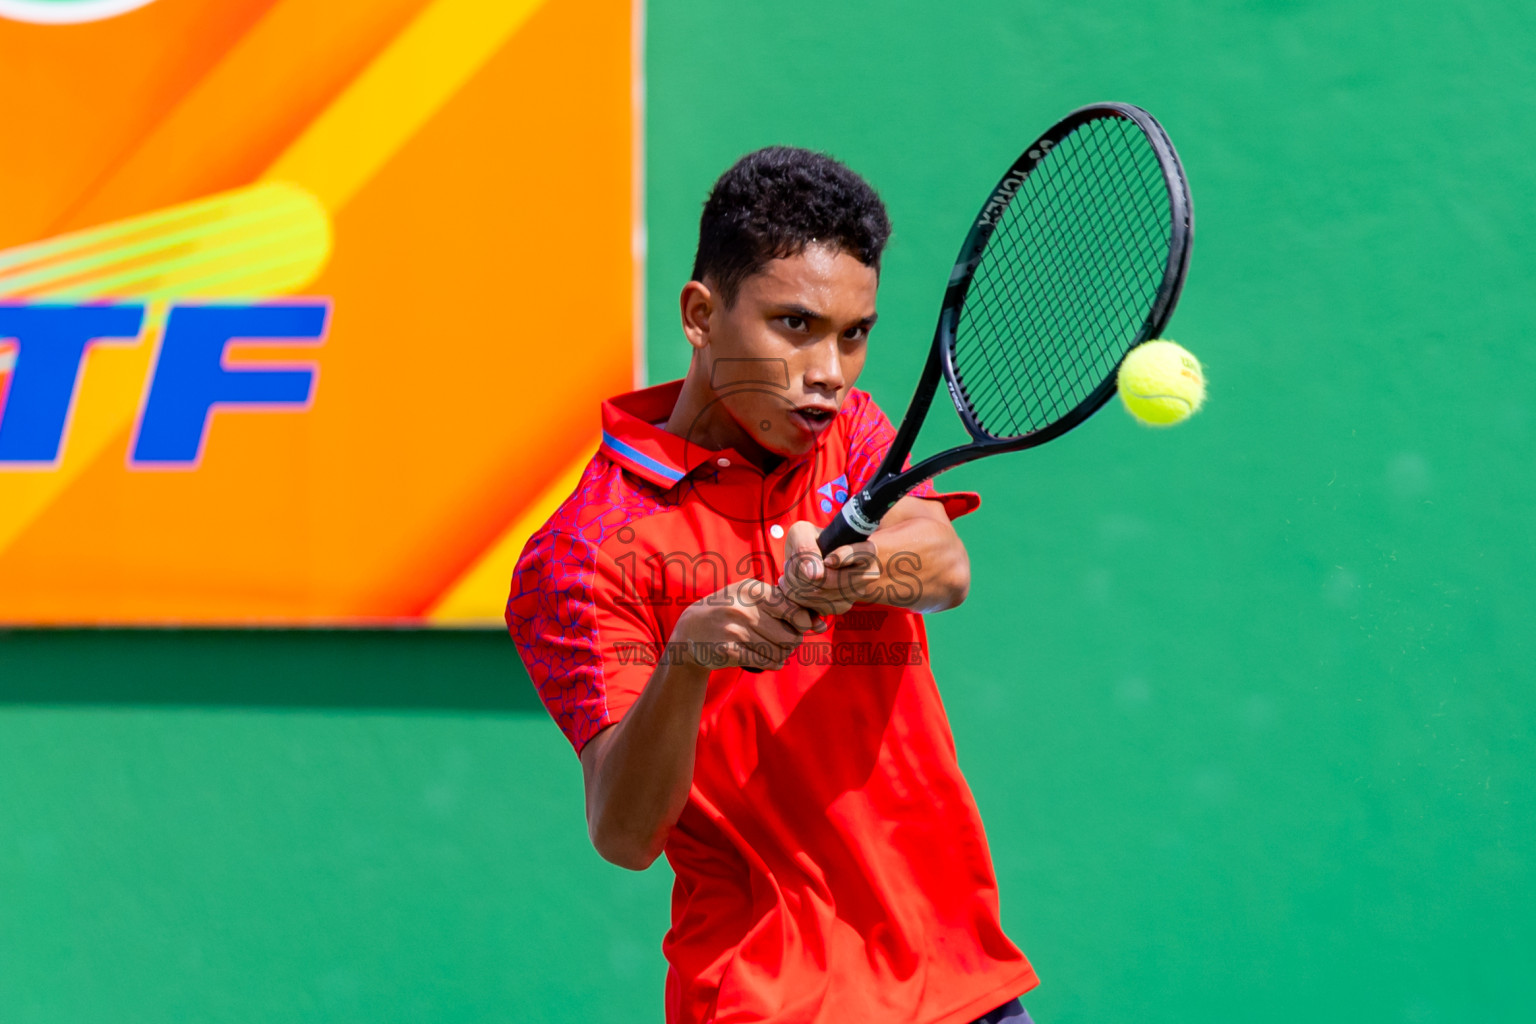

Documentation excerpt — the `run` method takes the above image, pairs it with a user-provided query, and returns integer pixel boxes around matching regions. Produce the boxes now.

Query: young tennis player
[508,147,1038,1023]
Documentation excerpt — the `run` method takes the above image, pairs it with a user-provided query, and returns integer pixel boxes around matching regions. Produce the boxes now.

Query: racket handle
[816,491,884,554]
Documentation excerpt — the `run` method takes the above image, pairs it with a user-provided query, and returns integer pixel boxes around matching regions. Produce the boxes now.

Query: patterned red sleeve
[844,390,981,521]
[506,528,657,755]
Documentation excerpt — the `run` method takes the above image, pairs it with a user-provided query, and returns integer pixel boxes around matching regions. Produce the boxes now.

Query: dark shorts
[971,998,1033,1024]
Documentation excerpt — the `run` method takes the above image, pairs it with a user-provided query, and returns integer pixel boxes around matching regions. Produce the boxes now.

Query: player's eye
[844,325,870,342]
[782,316,808,331]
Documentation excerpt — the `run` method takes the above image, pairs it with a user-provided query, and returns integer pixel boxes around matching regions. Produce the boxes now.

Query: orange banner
[0,0,640,624]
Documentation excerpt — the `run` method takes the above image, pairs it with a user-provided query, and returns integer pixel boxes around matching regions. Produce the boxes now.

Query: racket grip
[816,492,882,554]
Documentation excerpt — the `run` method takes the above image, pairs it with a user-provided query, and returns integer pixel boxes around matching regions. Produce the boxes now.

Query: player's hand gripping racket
[817,101,1193,554]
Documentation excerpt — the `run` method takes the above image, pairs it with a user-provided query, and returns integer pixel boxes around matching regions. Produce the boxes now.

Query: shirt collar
[600,379,816,489]
[601,380,725,488]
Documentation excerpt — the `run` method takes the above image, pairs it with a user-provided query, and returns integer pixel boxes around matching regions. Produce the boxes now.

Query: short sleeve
[844,390,981,521]
[506,529,660,755]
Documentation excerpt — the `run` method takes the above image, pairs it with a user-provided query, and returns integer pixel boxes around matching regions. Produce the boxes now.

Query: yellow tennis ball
[1116,339,1206,426]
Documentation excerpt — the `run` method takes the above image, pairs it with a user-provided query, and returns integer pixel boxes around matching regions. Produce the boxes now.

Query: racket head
[938,102,1193,449]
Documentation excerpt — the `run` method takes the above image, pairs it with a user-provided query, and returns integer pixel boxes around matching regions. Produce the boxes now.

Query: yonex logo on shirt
[816,474,849,514]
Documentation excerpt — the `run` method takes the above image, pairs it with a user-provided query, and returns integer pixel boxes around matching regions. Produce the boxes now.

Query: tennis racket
[817,101,1194,554]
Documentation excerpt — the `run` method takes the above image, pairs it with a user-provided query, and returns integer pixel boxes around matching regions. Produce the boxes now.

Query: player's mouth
[789,403,837,437]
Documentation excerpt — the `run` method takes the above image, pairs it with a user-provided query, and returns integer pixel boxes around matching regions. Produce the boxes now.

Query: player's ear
[680,280,714,351]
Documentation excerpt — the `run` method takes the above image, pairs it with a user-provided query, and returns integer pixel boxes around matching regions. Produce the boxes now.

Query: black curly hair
[691,147,892,307]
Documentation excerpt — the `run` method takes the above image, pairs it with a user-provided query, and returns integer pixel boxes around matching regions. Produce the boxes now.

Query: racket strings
[985,130,1166,427]
[1009,136,1165,404]
[952,116,1174,440]
[1018,128,1169,402]
[978,143,1166,432]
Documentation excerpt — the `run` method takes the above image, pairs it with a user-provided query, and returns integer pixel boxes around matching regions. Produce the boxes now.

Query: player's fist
[778,520,880,618]
[672,579,809,671]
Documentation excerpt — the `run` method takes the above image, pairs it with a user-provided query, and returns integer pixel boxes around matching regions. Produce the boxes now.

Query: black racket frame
[817,102,1193,553]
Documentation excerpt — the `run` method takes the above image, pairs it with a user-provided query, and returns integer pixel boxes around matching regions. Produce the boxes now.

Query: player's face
[693,244,878,460]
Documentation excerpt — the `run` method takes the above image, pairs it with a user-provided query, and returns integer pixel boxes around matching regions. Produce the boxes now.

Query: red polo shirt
[507,381,1037,1024]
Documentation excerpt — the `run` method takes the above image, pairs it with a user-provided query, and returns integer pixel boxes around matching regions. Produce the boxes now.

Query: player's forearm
[867,516,970,614]
[583,657,711,871]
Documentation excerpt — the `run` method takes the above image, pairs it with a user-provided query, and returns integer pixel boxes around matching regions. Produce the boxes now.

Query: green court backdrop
[3,1,1533,1021]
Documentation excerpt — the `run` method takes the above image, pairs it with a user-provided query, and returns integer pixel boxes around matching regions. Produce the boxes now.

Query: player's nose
[802,338,845,394]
